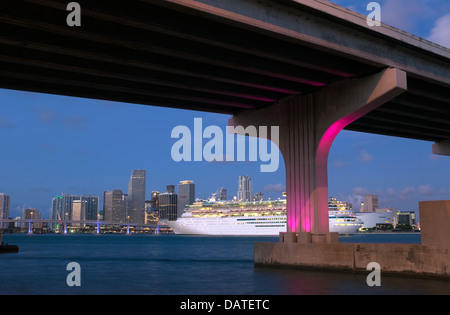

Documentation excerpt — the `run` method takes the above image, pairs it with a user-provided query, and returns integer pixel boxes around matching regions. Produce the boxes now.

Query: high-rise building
[51,195,63,231]
[0,193,10,228]
[51,196,63,219]
[127,169,146,224]
[145,200,152,213]
[253,192,264,201]
[60,194,99,222]
[166,185,175,194]
[177,180,195,218]
[238,175,252,201]
[396,211,417,228]
[151,191,160,213]
[61,194,75,220]
[159,185,178,221]
[363,194,379,212]
[216,187,227,201]
[22,208,40,230]
[23,208,40,220]
[148,191,161,223]
[72,200,87,228]
[84,196,99,221]
[103,189,126,223]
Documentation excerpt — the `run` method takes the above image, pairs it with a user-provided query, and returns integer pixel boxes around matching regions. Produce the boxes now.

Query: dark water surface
[0,233,449,295]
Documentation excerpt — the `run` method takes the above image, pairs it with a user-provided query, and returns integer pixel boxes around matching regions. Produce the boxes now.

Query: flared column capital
[228,68,407,242]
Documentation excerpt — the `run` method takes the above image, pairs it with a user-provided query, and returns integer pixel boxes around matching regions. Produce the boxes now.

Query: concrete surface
[254,242,450,279]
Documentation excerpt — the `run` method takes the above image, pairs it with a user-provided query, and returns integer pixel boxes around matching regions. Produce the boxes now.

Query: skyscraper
[159,185,178,221]
[72,200,86,228]
[166,185,175,194]
[127,169,146,224]
[22,208,40,231]
[216,187,227,201]
[253,192,264,201]
[103,189,126,223]
[51,196,63,218]
[51,195,63,231]
[238,176,252,201]
[177,180,195,217]
[396,211,417,228]
[150,191,160,213]
[363,194,379,212]
[60,194,99,221]
[84,195,99,221]
[0,193,10,229]
[49,193,99,232]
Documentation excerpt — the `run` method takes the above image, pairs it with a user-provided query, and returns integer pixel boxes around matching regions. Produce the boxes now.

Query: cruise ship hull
[168,215,361,236]
[168,215,286,236]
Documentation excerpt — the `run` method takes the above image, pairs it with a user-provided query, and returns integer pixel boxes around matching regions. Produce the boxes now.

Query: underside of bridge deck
[1,0,449,144]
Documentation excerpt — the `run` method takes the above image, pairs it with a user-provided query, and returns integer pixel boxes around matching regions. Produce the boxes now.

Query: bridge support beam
[432,140,450,156]
[229,68,407,243]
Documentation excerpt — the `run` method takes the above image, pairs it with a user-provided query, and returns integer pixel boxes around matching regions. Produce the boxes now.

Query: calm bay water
[0,233,449,295]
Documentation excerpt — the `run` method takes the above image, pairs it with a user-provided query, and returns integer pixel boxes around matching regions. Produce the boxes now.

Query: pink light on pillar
[310,68,407,239]
[230,68,407,243]
[312,117,369,237]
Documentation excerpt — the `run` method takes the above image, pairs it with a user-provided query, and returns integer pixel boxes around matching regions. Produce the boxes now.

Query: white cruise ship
[167,197,363,236]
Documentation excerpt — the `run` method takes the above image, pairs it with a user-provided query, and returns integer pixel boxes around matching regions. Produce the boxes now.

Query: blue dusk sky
[1,0,450,219]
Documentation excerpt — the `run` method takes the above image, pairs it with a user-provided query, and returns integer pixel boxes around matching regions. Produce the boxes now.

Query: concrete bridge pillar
[229,68,407,243]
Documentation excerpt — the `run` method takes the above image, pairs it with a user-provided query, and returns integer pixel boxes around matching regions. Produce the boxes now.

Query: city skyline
[1,96,449,219]
[1,0,450,219]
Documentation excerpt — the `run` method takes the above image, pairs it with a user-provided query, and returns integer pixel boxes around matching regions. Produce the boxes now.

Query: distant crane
[56,209,66,234]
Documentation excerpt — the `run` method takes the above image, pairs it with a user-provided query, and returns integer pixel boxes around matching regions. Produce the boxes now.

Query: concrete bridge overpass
[1,0,450,141]
[1,0,450,277]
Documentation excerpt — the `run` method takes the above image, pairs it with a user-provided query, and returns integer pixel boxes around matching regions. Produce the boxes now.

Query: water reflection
[254,266,450,295]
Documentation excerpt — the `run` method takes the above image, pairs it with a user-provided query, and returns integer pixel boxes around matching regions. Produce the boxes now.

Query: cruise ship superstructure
[167,197,363,236]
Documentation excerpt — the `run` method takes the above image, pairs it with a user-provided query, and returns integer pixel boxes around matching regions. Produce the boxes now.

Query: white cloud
[356,149,374,162]
[438,188,450,195]
[400,186,415,197]
[39,143,57,152]
[63,115,88,130]
[0,117,14,129]
[32,107,57,124]
[385,187,396,197]
[352,186,370,196]
[263,183,285,193]
[334,159,350,168]
[429,154,442,162]
[32,106,88,130]
[417,184,434,196]
[381,0,428,32]
[341,187,370,211]
[428,14,450,48]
